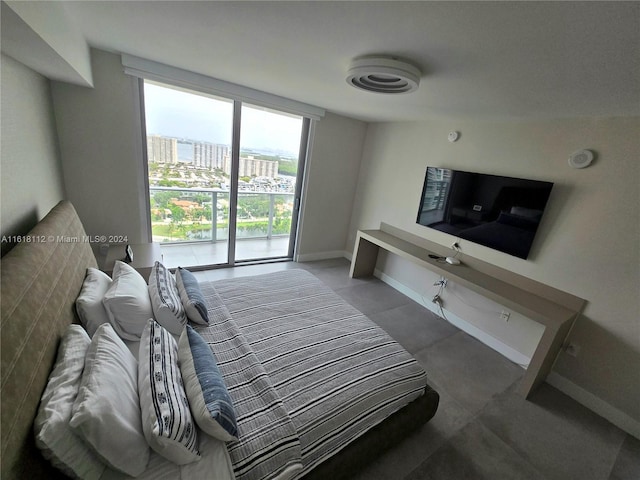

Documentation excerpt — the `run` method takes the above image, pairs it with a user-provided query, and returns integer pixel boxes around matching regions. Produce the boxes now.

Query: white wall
[296,113,367,260]
[348,118,640,433]
[2,1,93,86]
[51,49,148,247]
[0,54,66,256]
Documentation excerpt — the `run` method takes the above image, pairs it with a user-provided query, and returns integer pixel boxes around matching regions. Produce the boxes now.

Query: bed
[1,201,439,480]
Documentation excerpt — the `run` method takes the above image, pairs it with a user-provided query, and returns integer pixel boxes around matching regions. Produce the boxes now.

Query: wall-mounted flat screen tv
[416,167,553,259]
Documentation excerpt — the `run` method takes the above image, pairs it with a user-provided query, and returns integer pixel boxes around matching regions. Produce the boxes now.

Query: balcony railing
[149,186,294,244]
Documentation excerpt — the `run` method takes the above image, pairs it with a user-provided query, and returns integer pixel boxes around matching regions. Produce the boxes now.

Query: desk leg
[519,314,577,398]
[349,235,380,278]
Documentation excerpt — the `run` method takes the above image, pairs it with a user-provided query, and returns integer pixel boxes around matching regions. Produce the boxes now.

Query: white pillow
[139,319,200,465]
[148,261,187,335]
[70,323,149,477]
[34,325,106,480]
[102,260,154,340]
[75,268,112,337]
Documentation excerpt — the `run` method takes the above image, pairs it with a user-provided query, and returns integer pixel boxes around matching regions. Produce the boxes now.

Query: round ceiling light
[346,56,421,94]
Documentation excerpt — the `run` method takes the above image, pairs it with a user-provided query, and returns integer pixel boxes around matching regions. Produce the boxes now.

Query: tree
[278,161,297,176]
[158,179,187,188]
[192,193,211,205]
[201,204,212,221]
[168,204,186,224]
[152,191,176,209]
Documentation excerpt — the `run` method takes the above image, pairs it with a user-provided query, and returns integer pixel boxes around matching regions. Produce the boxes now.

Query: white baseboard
[295,250,348,262]
[375,269,531,369]
[546,372,640,439]
[374,268,640,440]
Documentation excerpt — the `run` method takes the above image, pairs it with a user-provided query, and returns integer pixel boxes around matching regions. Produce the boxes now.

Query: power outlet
[500,310,510,322]
[565,343,580,357]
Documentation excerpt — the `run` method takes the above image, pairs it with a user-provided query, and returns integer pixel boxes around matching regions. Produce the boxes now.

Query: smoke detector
[346,56,421,94]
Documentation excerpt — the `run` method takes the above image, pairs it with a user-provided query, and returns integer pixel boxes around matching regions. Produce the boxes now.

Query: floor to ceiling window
[236,103,303,262]
[142,80,309,269]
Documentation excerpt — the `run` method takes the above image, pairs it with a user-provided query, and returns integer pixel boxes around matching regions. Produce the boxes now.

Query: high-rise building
[193,142,229,169]
[147,135,178,164]
[193,142,212,168]
[213,144,230,170]
[231,156,279,178]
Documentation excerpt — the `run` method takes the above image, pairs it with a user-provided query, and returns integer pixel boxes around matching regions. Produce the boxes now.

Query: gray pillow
[176,267,209,325]
[178,325,238,441]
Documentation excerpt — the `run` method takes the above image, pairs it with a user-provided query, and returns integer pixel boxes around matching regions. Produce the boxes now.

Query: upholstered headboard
[1,201,97,479]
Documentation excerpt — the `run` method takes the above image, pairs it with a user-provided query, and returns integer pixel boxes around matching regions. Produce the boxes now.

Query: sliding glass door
[142,80,307,268]
[235,104,304,261]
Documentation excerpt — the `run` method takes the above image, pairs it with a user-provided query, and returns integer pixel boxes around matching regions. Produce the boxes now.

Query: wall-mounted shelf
[349,226,586,398]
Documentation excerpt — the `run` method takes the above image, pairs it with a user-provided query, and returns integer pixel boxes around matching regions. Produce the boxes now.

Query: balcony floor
[159,236,291,269]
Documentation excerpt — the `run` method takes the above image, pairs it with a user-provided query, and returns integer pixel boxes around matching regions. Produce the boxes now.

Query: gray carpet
[195,258,640,480]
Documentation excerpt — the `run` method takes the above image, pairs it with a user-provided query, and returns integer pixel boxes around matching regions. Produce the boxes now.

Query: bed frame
[0,201,438,480]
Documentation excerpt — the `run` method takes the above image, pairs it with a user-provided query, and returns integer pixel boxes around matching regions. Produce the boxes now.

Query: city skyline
[144,82,303,155]
[147,134,282,182]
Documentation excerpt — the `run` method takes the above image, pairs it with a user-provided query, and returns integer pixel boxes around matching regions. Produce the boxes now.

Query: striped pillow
[139,320,200,465]
[176,267,209,325]
[178,325,238,442]
[149,261,187,335]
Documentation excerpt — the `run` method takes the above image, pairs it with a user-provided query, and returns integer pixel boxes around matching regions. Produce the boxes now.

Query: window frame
[136,74,316,266]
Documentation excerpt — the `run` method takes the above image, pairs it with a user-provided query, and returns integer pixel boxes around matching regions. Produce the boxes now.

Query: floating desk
[350,227,586,398]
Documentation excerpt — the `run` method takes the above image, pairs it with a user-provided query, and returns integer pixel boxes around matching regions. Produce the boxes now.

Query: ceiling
[12,1,640,122]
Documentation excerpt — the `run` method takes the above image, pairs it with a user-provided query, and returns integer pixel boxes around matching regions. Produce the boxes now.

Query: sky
[144,82,303,155]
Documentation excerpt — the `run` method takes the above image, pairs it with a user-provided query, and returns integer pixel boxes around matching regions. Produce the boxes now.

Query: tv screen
[416,167,553,259]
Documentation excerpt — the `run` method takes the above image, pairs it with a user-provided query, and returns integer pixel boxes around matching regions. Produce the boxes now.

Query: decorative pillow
[139,319,200,464]
[102,260,154,340]
[70,323,149,477]
[75,268,112,337]
[148,261,187,335]
[178,325,238,442]
[34,325,106,480]
[176,267,209,325]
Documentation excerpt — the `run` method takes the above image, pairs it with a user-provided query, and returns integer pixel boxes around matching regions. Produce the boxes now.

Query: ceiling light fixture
[346,56,421,94]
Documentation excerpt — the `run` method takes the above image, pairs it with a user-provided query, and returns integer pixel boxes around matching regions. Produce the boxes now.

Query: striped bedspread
[194,287,303,480]
[204,269,428,479]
